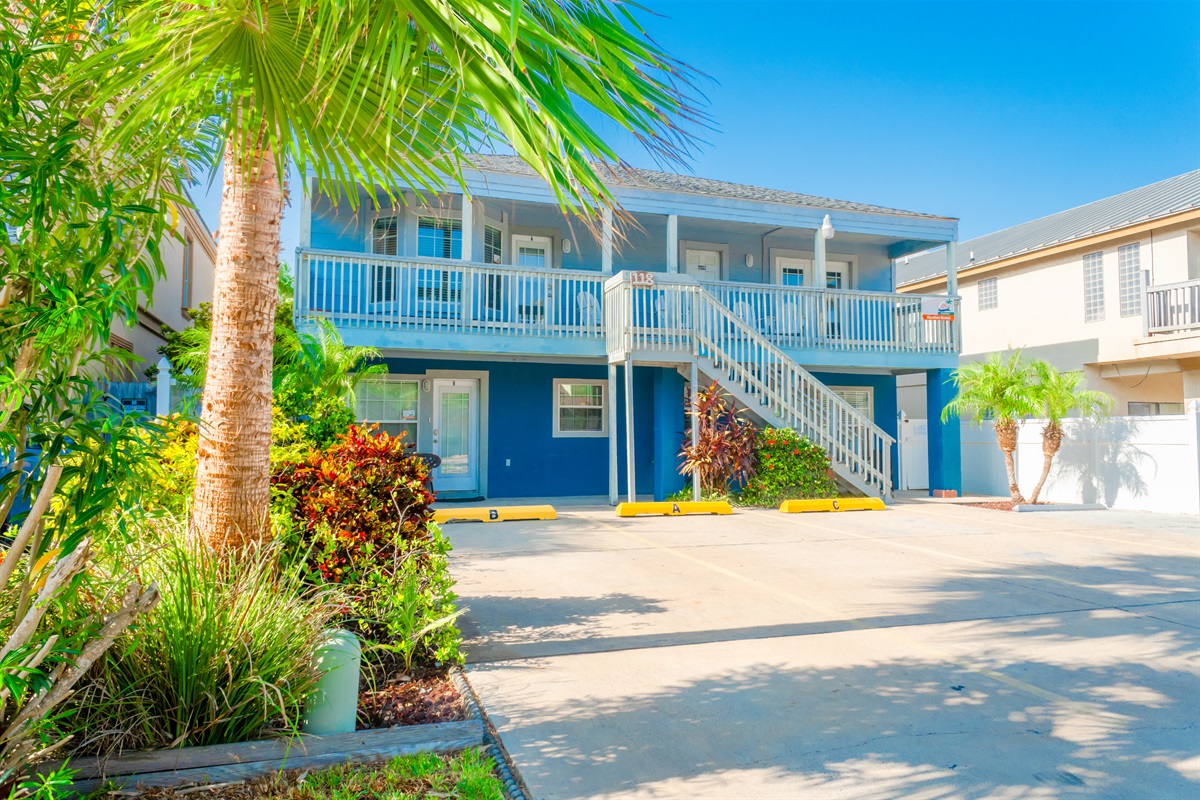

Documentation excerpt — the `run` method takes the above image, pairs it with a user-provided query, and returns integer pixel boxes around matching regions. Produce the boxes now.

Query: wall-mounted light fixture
[820,214,836,240]
[744,253,755,268]
[421,379,431,392]
[563,239,572,254]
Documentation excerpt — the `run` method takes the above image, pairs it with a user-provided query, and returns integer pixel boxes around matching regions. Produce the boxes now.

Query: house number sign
[629,271,656,287]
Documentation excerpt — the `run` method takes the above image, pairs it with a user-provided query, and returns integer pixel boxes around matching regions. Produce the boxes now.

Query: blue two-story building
[297,156,963,502]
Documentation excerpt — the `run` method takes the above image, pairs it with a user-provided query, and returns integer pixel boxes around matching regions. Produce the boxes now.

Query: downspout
[760,226,783,283]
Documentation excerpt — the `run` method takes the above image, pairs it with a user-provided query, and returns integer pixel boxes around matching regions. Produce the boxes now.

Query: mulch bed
[356,652,467,730]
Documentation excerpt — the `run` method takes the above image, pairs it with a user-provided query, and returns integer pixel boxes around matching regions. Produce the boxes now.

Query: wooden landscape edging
[51,719,485,796]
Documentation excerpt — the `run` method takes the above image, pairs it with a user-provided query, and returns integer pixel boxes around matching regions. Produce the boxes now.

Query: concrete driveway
[447,501,1200,800]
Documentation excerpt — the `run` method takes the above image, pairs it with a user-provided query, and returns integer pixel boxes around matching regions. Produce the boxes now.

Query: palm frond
[82,0,708,229]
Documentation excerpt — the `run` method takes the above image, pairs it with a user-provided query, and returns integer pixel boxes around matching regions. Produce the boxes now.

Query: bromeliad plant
[679,382,758,495]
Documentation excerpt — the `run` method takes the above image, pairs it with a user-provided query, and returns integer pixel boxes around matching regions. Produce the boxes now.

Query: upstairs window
[372,216,398,256]
[417,216,461,259]
[1118,243,1142,317]
[181,234,194,311]
[978,277,998,311]
[1082,252,1105,323]
[553,379,607,437]
[484,225,503,264]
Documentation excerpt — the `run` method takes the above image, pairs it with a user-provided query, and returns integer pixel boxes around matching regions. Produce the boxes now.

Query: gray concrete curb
[451,666,533,800]
[1014,503,1108,512]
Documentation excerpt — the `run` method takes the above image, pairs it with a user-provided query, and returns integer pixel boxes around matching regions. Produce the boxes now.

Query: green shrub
[739,427,838,507]
[68,530,335,755]
[272,426,461,669]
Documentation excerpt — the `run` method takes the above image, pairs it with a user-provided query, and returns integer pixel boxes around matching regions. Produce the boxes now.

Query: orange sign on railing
[629,271,656,287]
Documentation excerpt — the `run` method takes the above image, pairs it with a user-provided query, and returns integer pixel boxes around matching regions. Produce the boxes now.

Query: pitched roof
[466,154,951,220]
[898,170,1200,286]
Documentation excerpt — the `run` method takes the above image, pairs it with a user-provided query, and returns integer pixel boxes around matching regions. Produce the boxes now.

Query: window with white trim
[181,235,194,311]
[1118,243,1142,317]
[1129,401,1184,416]
[1082,251,1105,323]
[417,216,462,259]
[372,216,398,256]
[357,378,419,443]
[978,277,998,311]
[553,379,607,437]
[777,256,809,287]
[832,387,874,419]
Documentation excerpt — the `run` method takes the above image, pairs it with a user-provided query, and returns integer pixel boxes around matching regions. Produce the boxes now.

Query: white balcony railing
[296,249,960,358]
[1146,277,1200,335]
[296,249,606,340]
[702,280,960,356]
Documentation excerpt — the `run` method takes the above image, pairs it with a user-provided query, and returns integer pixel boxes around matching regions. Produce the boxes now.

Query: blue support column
[652,368,687,501]
[926,367,962,497]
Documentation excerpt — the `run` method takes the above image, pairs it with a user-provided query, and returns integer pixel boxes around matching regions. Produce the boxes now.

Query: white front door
[432,379,480,493]
[683,248,721,280]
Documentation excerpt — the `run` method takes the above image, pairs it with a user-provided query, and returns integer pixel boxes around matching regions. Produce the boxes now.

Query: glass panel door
[513,235,551,268]
[432,379,479,493]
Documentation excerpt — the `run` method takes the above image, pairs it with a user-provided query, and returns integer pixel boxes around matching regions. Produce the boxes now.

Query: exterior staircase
[605,272,894,499]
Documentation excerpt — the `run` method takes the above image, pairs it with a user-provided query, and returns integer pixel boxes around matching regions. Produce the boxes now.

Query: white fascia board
[457,170,957,243]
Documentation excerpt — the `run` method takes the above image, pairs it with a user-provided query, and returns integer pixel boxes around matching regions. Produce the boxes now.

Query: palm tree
[287,320,386,407]
[1027,361,1111,504]
[942,352,1039,504]
[87,1,702,549]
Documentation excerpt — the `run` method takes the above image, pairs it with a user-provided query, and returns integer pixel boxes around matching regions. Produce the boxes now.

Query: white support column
[608,361,619,505]
[945,240,958,297]
[298,175,314,249]
[624,356,636,503]
[690,359,700,502]
[812,225,827,288]
[602,206,614,274]
[460,195,474,262]
[666,214,679,273]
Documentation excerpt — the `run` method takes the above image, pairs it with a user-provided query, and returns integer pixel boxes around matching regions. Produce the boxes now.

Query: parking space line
[591,517,1134,725]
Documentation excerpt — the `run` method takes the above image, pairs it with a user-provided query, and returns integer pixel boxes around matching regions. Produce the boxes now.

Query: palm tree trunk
[190,137,284,550]
[994,419,1026,504]
[1029,421,1063,505]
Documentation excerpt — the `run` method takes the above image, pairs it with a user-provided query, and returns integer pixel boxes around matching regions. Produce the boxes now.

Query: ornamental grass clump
[740,427,838,507]
[68,532,335,756]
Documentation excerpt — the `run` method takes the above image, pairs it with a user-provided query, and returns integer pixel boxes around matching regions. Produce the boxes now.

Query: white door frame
[512,234,553,269]
[432,378,481,494]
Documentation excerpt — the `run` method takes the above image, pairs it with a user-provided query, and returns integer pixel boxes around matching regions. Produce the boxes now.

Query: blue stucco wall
[377,358,676,499]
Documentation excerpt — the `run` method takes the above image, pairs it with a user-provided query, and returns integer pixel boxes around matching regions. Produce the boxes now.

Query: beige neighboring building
[897,170,1200,417]
[107,191,216,379]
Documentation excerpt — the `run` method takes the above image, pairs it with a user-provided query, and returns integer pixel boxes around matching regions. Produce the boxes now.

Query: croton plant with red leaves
[272,424,433,584]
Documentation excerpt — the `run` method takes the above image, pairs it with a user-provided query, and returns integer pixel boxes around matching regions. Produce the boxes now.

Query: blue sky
[193,0,1200,259]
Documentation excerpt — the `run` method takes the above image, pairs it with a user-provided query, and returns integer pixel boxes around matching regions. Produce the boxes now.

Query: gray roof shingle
[898,170,1200,286]
[467,154,951,220]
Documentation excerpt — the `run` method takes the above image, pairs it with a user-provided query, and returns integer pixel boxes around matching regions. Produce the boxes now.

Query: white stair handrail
[693,289,894,497]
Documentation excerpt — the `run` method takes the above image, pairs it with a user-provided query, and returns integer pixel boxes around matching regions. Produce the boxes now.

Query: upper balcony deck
[296,248,961,370]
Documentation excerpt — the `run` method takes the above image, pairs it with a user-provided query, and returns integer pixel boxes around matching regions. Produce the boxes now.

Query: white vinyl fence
[958,409,1200,515]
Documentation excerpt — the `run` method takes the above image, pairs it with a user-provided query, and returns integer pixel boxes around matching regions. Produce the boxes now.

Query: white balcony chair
[577,291,601,327]
[776,299,804,343]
